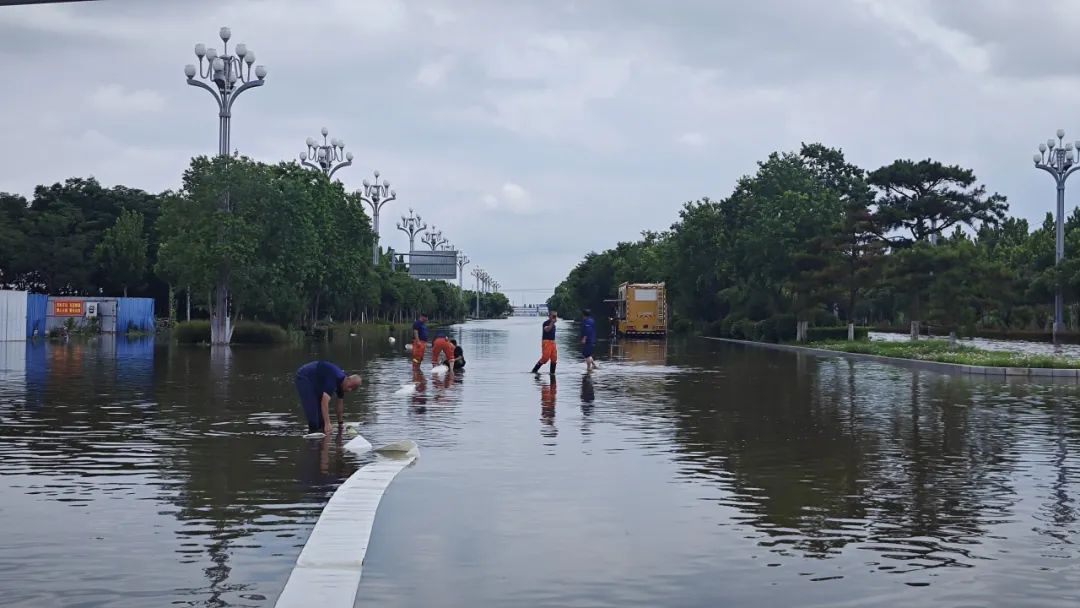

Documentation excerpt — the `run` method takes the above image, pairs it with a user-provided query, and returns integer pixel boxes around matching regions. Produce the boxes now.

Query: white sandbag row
[275,436,418,607]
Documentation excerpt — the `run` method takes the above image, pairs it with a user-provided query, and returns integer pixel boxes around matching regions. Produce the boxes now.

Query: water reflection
[537,375,557,440]
[5,325,1080,606]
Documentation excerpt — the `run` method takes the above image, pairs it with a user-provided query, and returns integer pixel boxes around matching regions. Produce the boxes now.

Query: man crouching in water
[295,360,362,435]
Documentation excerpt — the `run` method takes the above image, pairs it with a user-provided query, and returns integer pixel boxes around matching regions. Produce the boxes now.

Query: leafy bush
[175,320,288,344]
[807,326,869,342]
[175,321,211,343]
[731,318,758,340]
[757,314,796,342]
[233,321,289,344]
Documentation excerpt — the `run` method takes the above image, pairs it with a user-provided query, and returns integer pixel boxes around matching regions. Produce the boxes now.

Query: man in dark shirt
[531,310,558,375]
[580,308,597,372]
[412,314,429,367]
[450,339,466,370]
[294,360,362,434]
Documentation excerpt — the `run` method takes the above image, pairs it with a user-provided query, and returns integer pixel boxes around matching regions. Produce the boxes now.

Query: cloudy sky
[2,0,1079,302]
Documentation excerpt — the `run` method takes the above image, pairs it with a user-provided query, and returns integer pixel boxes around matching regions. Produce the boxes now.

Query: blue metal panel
[26,294,47,338]
[117,298,155,333]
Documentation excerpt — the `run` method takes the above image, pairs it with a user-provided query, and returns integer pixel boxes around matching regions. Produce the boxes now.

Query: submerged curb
[703,337,1080,381]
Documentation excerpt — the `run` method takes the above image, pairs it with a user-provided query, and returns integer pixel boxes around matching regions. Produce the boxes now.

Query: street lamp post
[472,267,484,318]
[358,170,397,266]
[396,208,426,252]
[185,26,267,158]
[184,26,267,345]
[457,253,470,292]
[1034,128,1080,344]
[421,227,448,251]
[300,127,353,178]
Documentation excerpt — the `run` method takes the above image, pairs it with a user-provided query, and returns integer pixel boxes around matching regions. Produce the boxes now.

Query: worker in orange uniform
[431,331,455,369]
[531,310,558,375]
[411,313,429,366]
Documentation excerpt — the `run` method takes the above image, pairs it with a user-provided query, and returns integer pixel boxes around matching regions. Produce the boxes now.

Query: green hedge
[175,320,289,344]
[707,317,869,343]
[806,326,869,342]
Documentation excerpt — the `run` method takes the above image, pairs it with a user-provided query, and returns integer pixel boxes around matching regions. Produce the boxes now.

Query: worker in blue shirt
[580,308,598,372]
[294,360,362,434]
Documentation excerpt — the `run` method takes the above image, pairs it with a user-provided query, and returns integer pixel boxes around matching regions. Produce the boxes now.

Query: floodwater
[2,319,1080,607]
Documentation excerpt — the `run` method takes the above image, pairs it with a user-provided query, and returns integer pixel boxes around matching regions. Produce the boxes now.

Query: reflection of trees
[628,345,1034,571]
[165,433,352,604]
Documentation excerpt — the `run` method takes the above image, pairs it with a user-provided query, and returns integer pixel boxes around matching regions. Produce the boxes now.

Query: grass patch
[175,320,289,344]
[814,339,1080,369]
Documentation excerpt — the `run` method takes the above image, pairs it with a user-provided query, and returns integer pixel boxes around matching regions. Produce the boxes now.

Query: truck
[611,282,667,338]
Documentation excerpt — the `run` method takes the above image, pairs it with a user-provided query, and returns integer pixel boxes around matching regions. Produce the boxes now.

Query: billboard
[408,250,458,280]
[53,300,84,316]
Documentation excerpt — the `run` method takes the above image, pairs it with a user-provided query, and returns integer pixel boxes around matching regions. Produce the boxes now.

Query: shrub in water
[232,321,289,344]
[175,320,288,344]
[175,321,211,343]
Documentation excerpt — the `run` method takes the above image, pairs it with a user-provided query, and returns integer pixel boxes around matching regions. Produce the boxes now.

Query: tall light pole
[300,127,353,178]
[1034,128,1080,343]
[457,253,470,292]
[472,267,483,318]
[184,26,267,345]
[185,27,267,158]
[421,227,448,251]
[358,170,397,266]
[396,208,426,252]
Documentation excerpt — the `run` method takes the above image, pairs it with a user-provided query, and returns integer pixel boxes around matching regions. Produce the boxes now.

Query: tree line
[0,155,510,330]
[549,143,1078,341]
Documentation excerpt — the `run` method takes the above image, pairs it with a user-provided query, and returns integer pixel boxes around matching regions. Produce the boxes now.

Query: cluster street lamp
[472,267,489,317]
[184,26,267,345]
[1034,128,1080,343]
[300,127,353,178]
[357,170,397,266]
[185,26,267,158]
[456,253,470,292]
[421,227,448,251]
[396,208,427,252]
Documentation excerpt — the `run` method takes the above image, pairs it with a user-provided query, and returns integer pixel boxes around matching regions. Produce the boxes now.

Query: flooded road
[2,319,1080,607]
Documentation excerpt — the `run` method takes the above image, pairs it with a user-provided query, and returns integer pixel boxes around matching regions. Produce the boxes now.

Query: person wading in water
[531,310,558,375]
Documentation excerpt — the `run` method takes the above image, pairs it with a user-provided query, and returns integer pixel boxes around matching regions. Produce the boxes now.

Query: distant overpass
[512,304,548,317]
[497,288,554,307]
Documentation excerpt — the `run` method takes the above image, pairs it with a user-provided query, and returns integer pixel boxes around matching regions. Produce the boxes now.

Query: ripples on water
[2,326,1080,606]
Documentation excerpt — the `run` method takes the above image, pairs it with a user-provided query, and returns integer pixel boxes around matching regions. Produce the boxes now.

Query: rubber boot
[531,362,541,374]
[549,361,557,375]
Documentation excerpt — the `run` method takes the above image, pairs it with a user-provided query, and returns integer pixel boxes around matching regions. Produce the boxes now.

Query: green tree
[869,159,1008,335]
[94,208,148,297]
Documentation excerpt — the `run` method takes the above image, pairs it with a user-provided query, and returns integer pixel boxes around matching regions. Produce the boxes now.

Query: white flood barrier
[393,383,417,395]
[275,434,418,608]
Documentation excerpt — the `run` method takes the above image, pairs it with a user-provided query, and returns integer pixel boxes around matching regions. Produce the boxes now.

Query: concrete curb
[702,337,1080,381]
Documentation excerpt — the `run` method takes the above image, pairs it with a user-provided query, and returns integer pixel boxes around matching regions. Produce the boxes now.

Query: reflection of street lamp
[357,170,397,266]
[184,26,267,158]
[396,208,426,252]
[300,127,353,178]
[184,26,267,345]
[1034,128,1080,343]
[421,227,448,251]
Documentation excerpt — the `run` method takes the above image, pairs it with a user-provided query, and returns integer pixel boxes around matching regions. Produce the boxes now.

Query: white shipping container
[0,290,28,342]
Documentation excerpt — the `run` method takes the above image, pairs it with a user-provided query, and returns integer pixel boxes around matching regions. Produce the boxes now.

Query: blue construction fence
[26,294,47,338]
[23,294,154,337]
[117,297,155,333]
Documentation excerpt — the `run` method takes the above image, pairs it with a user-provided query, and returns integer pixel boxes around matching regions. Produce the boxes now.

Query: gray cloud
[1,0,1078,296]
